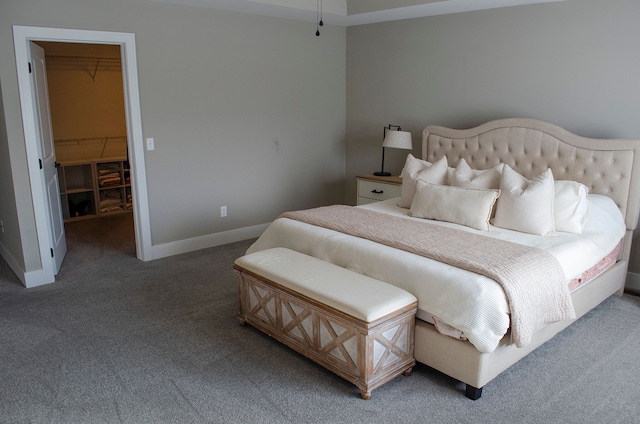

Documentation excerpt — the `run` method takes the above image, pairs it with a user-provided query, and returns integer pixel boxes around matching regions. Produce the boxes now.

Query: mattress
[246,194,625,353]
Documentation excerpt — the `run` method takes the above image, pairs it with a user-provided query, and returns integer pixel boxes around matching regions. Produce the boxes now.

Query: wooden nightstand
[356,175,402,205]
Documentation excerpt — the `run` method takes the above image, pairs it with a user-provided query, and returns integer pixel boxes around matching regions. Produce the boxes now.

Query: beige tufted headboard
[423,118,640,259]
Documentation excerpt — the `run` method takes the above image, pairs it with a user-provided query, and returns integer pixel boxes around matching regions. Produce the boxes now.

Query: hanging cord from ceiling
[316,0,324,36]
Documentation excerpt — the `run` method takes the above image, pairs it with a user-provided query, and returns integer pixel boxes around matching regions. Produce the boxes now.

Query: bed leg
[465,385,482,400]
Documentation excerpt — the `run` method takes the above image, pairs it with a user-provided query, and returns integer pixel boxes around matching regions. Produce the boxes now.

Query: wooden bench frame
[234,265,417,400]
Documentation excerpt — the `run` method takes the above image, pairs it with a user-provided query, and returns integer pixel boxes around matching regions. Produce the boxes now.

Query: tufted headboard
[423,118,640,251]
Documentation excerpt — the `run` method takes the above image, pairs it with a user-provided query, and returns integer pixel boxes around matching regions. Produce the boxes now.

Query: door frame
[13,25,152,287]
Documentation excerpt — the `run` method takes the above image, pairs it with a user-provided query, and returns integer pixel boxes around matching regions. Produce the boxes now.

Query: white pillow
[399,154,430,178]
[451,159,504,189]
[554,180,590,234]
[398,155,448,208]
[409,180,500,231]
[493,166,555,235]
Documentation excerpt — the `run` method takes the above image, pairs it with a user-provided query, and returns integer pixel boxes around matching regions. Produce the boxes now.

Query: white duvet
[246,195,625,353]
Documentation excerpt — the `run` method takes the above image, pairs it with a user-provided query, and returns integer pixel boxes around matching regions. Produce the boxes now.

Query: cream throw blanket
[281,205,575,348]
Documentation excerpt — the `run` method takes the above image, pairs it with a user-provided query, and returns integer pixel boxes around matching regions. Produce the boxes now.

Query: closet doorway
[36,41,135,260]
[14,26,152,287]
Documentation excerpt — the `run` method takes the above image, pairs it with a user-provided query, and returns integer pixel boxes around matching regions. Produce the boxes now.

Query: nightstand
[356,175,402,205]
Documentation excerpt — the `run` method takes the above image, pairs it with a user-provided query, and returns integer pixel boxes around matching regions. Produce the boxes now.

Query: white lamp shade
[382,130,412,150]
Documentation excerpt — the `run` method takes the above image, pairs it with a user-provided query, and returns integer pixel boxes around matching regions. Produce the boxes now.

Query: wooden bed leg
[237,314,247,326]
[465,385,482,400]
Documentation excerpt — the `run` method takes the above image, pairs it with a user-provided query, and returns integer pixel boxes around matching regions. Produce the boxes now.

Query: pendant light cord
[316,0,323,36]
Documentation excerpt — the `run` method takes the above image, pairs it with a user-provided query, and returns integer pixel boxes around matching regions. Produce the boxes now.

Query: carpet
[1,215,639,423]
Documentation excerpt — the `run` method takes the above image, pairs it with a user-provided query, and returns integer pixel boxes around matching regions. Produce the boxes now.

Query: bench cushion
[234,247,417,323]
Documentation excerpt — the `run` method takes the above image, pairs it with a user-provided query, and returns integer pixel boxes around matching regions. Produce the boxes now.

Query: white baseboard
[23,269,55,288]
[2,224,268,287]
[150,223,270,261]
[0,242,25,286]
[625,272,640,295]
[0,242,54,288]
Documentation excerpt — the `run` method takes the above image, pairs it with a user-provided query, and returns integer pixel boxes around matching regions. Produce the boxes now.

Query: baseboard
[0,242,25,286]
[0,241,57,288]
[2,224,269,287]
[150,223,270,261]
[625,272,640,295]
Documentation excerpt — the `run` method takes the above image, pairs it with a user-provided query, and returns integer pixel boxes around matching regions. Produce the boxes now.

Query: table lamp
[374,124,413,176]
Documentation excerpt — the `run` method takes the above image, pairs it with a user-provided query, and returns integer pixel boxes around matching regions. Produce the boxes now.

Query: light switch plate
[146,137,155,151]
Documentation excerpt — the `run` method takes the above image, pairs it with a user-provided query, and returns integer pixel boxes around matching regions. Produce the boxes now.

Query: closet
[37,41,132,222]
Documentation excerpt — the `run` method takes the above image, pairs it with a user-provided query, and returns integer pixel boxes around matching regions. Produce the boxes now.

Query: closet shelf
[55,136,127,161]
[58,158,132,222]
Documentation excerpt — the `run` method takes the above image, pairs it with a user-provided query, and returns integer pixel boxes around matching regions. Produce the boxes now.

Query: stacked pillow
[553,180,591,233]
[492,166,555,235]
[398,155,448,208]
[409,181,500,231]
[451,159,503,190]
[398,154,590,235]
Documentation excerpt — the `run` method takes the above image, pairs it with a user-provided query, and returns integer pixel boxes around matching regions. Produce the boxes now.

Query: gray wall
[0,0,346,276]
[346,0,640,272]
[0,80,25,270]
[3,0,640,281]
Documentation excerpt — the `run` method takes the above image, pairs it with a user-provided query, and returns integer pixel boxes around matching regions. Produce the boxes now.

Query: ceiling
[148,0,566,26]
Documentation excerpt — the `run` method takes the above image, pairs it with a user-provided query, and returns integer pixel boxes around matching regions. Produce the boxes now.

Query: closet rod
[54,136,127,144]
[45,55,122,81]
[45,55,121,62]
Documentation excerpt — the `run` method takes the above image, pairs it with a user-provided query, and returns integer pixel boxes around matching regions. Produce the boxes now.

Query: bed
[245,118,640,399]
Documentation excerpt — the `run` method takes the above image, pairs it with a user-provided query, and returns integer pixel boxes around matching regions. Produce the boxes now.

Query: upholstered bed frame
[415,118,640,399]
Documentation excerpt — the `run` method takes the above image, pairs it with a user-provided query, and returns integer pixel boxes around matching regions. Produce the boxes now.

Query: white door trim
[13,25,153,286]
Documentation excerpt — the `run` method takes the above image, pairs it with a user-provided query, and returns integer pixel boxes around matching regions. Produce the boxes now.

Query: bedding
[246,193,625,353]
[280,205,572,349]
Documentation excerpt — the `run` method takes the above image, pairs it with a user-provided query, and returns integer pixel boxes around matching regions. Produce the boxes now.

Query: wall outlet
[220,206,227,217]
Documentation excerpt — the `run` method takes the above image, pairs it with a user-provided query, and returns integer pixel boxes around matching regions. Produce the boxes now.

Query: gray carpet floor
[1,214,640,423]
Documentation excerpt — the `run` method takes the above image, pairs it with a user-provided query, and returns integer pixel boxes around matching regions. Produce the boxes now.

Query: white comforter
[246,195,625,353]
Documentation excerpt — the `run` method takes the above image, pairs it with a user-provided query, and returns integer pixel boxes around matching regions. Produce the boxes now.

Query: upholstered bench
[233,247,418,400]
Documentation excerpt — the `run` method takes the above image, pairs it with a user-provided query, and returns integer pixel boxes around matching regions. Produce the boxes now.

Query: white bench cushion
[234,247,417,323]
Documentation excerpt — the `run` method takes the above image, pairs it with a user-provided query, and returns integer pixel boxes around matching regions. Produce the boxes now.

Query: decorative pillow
[399,154,430,178]
[398,155,448,208]
[554,180,590,234]
[451,159,504,190]
[493,166,555,235]
[409,180,500,231]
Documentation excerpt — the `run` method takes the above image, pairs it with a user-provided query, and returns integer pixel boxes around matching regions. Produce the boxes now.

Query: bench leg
[465,384,483,400]
[360,389,372,400]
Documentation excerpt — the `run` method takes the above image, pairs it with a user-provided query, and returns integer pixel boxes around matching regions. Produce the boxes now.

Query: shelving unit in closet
[58,158,132,222]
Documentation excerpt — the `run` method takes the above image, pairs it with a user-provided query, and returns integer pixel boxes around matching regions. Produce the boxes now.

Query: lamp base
[373,171,391,177]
